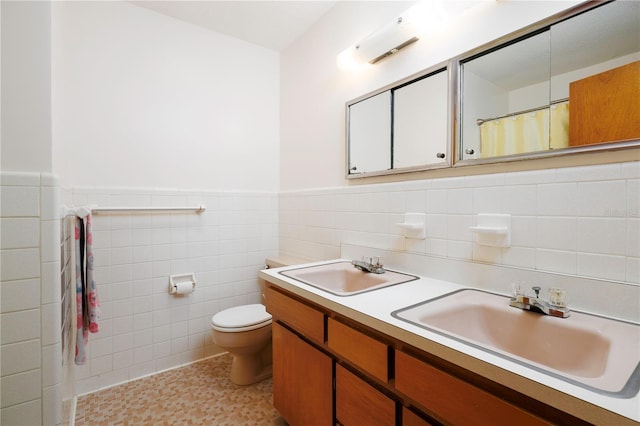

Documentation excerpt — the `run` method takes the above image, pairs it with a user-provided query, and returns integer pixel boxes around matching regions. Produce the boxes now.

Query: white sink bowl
[280,261,418,296]
[392,289,640,397]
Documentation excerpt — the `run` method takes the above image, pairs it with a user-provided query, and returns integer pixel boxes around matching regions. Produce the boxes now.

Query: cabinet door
[272,323,333,426]
[336,364,395,426]
[569,61,640,146]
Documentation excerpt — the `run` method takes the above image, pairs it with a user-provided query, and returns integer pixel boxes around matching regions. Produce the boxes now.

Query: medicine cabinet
[346,66,451,178]
[345,1,639,179]
[457,0,639,163]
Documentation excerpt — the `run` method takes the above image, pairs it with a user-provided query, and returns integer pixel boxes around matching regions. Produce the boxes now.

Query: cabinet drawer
[328,317,388,382]
[395,351,549,426]
[265,286,324,343]
[336,364,395,426]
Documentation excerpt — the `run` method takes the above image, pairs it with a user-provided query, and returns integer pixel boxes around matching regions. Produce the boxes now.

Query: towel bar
[92,205,206,214]
[63,204,206,217]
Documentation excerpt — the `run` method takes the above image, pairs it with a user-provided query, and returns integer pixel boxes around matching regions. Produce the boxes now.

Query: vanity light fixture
[336,0,498,72]
[352,16,420,65]
[336,1,447,71]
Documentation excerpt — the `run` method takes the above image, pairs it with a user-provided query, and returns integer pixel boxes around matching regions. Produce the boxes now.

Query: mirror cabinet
[459,30,552,160]
[346,1,639,179]
[347,66,450,177]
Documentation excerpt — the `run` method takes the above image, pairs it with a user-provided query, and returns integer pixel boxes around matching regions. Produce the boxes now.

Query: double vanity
[260,258,640,425]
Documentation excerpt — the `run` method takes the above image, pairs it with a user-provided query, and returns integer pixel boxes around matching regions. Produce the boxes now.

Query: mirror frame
[452,0,640,167]
[345,60,454,179]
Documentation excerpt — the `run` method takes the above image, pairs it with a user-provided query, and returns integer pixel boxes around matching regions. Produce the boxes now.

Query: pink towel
[75,214,100,365]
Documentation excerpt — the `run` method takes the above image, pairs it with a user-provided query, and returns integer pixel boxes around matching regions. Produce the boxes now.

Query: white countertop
[260,258,640,425]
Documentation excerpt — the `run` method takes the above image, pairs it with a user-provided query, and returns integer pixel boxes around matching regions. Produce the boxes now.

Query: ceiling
[130,1,338,51]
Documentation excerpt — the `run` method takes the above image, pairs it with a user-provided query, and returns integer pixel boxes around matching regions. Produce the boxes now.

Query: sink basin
[280,261,418,296]
[392,289,640,397]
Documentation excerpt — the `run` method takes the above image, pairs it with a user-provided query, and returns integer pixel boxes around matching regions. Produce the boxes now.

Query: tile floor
[75,354,284,425]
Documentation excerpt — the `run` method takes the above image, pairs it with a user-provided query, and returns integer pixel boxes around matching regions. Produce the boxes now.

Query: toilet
[210,303,273,385]
[210,256,306,385]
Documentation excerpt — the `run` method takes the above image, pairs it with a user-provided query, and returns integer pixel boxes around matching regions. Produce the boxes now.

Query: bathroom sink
[392,289,640,397]
[280,261,418,296]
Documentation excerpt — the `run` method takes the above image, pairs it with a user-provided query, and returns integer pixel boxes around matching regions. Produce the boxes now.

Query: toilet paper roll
[173,281,194,295]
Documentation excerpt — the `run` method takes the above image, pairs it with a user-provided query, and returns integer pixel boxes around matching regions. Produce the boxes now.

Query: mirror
[460,31,551,160]
[459,0,640,163]
[550,1,640,148]
[393,69,449,169]
[347,66,449,178]
[348,91,391,174]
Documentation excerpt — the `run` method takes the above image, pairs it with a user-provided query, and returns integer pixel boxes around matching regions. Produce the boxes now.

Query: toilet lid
[211,304,272,330]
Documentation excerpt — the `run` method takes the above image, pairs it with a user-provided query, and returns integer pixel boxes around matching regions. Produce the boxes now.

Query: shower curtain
[550,101,570,150]
[479,102,569,157]
[75,214,100,365]
[480,109,549,157]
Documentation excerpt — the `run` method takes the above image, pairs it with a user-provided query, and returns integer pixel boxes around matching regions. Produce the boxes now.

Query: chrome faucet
[351,256,385,274]
[509,285,570,318]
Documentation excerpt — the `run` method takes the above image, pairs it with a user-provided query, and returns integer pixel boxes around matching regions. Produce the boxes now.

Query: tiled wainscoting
[65,187,279,395]
[280,162,640,286]
[60,216,76,424]
[1,172,62,426]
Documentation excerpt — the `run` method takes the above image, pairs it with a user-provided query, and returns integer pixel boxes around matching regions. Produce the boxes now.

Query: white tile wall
[68,187,278,395]
[0,172,62,426]
[279,162,640,286]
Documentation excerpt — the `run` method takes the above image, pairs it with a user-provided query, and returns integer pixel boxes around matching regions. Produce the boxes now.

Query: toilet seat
[211,304,272,332]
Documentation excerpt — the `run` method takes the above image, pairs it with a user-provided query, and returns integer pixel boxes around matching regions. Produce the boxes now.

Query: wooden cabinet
[272,322,333,426]
[395,351,549,426]
[335,364,395,426]
[569,60,640,146]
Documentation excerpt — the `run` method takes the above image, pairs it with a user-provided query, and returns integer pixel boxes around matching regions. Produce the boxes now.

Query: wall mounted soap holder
[396,213,426,239]
[470,214,511,247]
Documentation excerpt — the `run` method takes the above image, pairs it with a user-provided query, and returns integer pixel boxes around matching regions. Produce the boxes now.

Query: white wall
[1,1,52,172]
[52,1,280,192]
[279,1,582,191]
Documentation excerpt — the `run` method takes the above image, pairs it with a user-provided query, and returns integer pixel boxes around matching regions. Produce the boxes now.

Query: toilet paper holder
[169,273,197,295]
